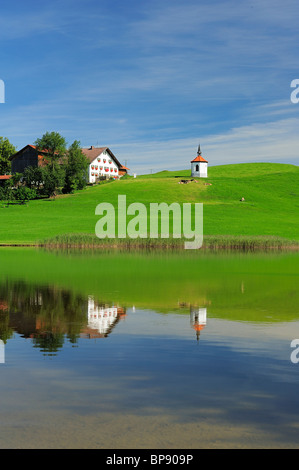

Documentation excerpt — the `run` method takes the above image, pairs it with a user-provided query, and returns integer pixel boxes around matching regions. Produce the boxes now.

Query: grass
[0,162,299,247]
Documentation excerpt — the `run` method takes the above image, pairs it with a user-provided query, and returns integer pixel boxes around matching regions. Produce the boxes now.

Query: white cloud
[1,0,298,174]
[113,117,299,174]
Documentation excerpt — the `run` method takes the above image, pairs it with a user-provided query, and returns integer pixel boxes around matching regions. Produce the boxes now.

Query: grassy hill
[0,162,298,246]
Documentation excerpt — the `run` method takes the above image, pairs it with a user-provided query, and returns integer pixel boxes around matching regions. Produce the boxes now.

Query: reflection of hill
[1,249,299,323]
[0,281,126,355]
[0,249,299,329]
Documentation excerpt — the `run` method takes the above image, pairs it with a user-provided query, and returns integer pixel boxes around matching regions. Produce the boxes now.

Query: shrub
[15,186,37,203]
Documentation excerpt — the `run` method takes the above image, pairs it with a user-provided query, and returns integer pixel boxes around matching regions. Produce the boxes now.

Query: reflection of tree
[0,280,88,354]
[0,309,14,344]
[0,280,126,355]
[0,284,14,343]
[32,332,65,356]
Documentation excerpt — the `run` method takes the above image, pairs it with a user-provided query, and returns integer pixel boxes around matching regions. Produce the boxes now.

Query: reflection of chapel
[190,307,207,341]
[191,144,208,178]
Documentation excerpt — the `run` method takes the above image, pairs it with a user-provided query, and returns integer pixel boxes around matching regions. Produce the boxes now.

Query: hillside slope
[0,162,298,244]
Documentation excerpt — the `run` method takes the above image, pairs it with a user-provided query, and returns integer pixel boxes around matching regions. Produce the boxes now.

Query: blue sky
[0,0,298,173]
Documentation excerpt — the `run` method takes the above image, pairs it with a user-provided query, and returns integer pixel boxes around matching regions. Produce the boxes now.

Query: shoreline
[1,234,299,252]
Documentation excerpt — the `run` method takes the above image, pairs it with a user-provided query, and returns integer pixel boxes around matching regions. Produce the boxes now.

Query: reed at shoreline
[24,233,299,251]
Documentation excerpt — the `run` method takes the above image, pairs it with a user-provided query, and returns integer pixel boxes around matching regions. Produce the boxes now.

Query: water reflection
[190,307,207,341]
[83,296,127,338]
[0,280,209,355]
[1,258,299,448]
[0,280,127,355]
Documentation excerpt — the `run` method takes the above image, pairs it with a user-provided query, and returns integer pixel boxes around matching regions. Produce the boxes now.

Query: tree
[34,131,67,197]
[63,140,89,193]
[34,131,67,169]
[1,178,15,205]
[0,137,16,175]
[41,164,65,198]
[23,166,44,191]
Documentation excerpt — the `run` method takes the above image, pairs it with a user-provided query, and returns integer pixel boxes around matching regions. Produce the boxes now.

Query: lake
[0,248,299,449]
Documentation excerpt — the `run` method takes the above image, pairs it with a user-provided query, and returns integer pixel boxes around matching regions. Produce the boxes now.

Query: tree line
[0,132,89,203]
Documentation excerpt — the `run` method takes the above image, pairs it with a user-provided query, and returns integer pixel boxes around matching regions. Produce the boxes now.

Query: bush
[15,186,37,203]
[0,183,15,204]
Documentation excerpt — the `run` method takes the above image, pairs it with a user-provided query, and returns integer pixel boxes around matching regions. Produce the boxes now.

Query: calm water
[0,248,299,449]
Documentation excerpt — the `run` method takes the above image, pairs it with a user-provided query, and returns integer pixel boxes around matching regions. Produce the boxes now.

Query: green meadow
[0,162,298,245]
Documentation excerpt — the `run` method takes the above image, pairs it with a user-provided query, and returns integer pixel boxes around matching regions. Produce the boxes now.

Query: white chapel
[191,144,208,178]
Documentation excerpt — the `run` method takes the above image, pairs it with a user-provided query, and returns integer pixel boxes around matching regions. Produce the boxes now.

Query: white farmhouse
[81,146,129,184]
[191,144,208,178]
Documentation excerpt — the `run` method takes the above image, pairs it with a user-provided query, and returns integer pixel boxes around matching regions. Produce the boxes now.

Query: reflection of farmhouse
[80,296,127,339]
[0,300,9,311]
[190,307,207,340]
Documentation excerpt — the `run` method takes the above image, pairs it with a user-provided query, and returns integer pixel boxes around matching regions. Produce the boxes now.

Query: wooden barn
[9,145,49,174]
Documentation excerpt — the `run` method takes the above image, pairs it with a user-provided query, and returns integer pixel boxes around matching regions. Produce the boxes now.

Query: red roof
[120,165,130,170]
[191,155,208,163]
[81,146,122,168]
[10,144,62,162]
[0,175,12,180]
